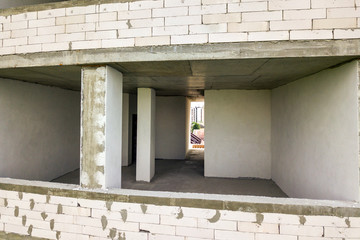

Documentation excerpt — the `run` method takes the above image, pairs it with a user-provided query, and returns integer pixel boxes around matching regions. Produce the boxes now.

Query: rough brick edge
[0,0,141,17]
[0,182,359,218]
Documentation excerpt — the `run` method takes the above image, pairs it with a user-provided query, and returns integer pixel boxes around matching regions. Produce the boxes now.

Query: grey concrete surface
[0,40,359,70]
[0,0,135,15]
[2,176,359,217]
[0,56,356,96]
[0,0,65,10]
[186,149,204,161]
[52,159,287,197]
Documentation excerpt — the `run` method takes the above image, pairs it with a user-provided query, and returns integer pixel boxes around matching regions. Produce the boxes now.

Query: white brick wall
[135,36,170,46]
[0,189,359,240]
[269,0,311,11]
[290,30,333,40]
[0,0,358,55]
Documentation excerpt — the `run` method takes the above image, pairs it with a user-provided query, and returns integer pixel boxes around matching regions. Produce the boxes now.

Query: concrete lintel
[1,40,360,69]
[0,0,141,16]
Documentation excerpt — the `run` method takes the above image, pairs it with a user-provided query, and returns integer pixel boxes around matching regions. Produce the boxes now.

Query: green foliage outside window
[191,122,201,133]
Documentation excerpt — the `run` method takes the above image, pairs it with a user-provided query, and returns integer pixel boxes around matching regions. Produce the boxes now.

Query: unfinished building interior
[0,0,360,239]
[1,56,359,202]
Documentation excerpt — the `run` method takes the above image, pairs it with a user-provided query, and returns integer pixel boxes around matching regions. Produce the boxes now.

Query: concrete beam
[0,0,63,10]
[0,40,360,69]
[0,0,139,16]
[136,88,156,182]
[80,66,123,189]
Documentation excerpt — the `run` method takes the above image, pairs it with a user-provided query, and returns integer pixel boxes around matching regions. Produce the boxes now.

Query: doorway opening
[131,114,137,164]
[185,98,205,161]
[190,101,205,149]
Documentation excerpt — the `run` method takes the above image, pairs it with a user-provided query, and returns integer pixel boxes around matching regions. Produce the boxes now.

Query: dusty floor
[52,158,287,197]
[185,149,204,161]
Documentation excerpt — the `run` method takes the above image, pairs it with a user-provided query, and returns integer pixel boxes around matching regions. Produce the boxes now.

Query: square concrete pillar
[136,88,156,182]
[80,66,123,189]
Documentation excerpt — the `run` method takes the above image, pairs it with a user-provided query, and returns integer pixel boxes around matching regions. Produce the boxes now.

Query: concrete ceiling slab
[120,56,355,95]
[112,61,193,77]
[252,57,352,86]
[190,59,268,77]
[0,56,356,96]
[0,65,81,90]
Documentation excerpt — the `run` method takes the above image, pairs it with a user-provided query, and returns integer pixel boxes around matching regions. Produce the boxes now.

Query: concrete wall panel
[155,96,186,160]
[272,61,359,201]
[205,90,271,179]
[0,78,80,181]
[104,66,123,188]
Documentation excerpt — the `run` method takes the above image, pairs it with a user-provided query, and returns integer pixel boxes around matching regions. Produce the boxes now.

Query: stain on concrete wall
[81,66,107,189]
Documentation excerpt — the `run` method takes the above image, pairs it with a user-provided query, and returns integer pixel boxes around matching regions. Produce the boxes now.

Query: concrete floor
[52,159,287,197]
[185,149,204,161]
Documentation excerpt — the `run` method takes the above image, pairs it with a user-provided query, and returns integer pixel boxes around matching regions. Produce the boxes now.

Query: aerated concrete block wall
[155,96,186,160]
[204,61,360,202]
[0,78,80,182]
[0,189,360,240]
[205,90,271,179]
[272,61,360,202]
[0,0,360,55]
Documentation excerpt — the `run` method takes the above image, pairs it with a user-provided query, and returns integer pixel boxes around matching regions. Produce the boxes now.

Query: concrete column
[185,97,191,154]
[122,93,130,166]
[136,88,156,182]
[80,66,123,189]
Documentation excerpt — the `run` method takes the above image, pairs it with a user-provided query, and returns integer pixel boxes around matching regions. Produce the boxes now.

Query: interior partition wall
[205,61,360,201]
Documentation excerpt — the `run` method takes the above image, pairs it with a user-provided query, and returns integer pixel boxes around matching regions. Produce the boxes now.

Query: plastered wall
[155,96,186,160]
[123,95,186,164]
[205,90,271,179]
[0,78,80,181]
[272,61,360,202]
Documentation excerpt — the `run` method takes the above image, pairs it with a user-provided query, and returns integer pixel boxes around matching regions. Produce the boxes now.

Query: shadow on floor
[52,159,287,198]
